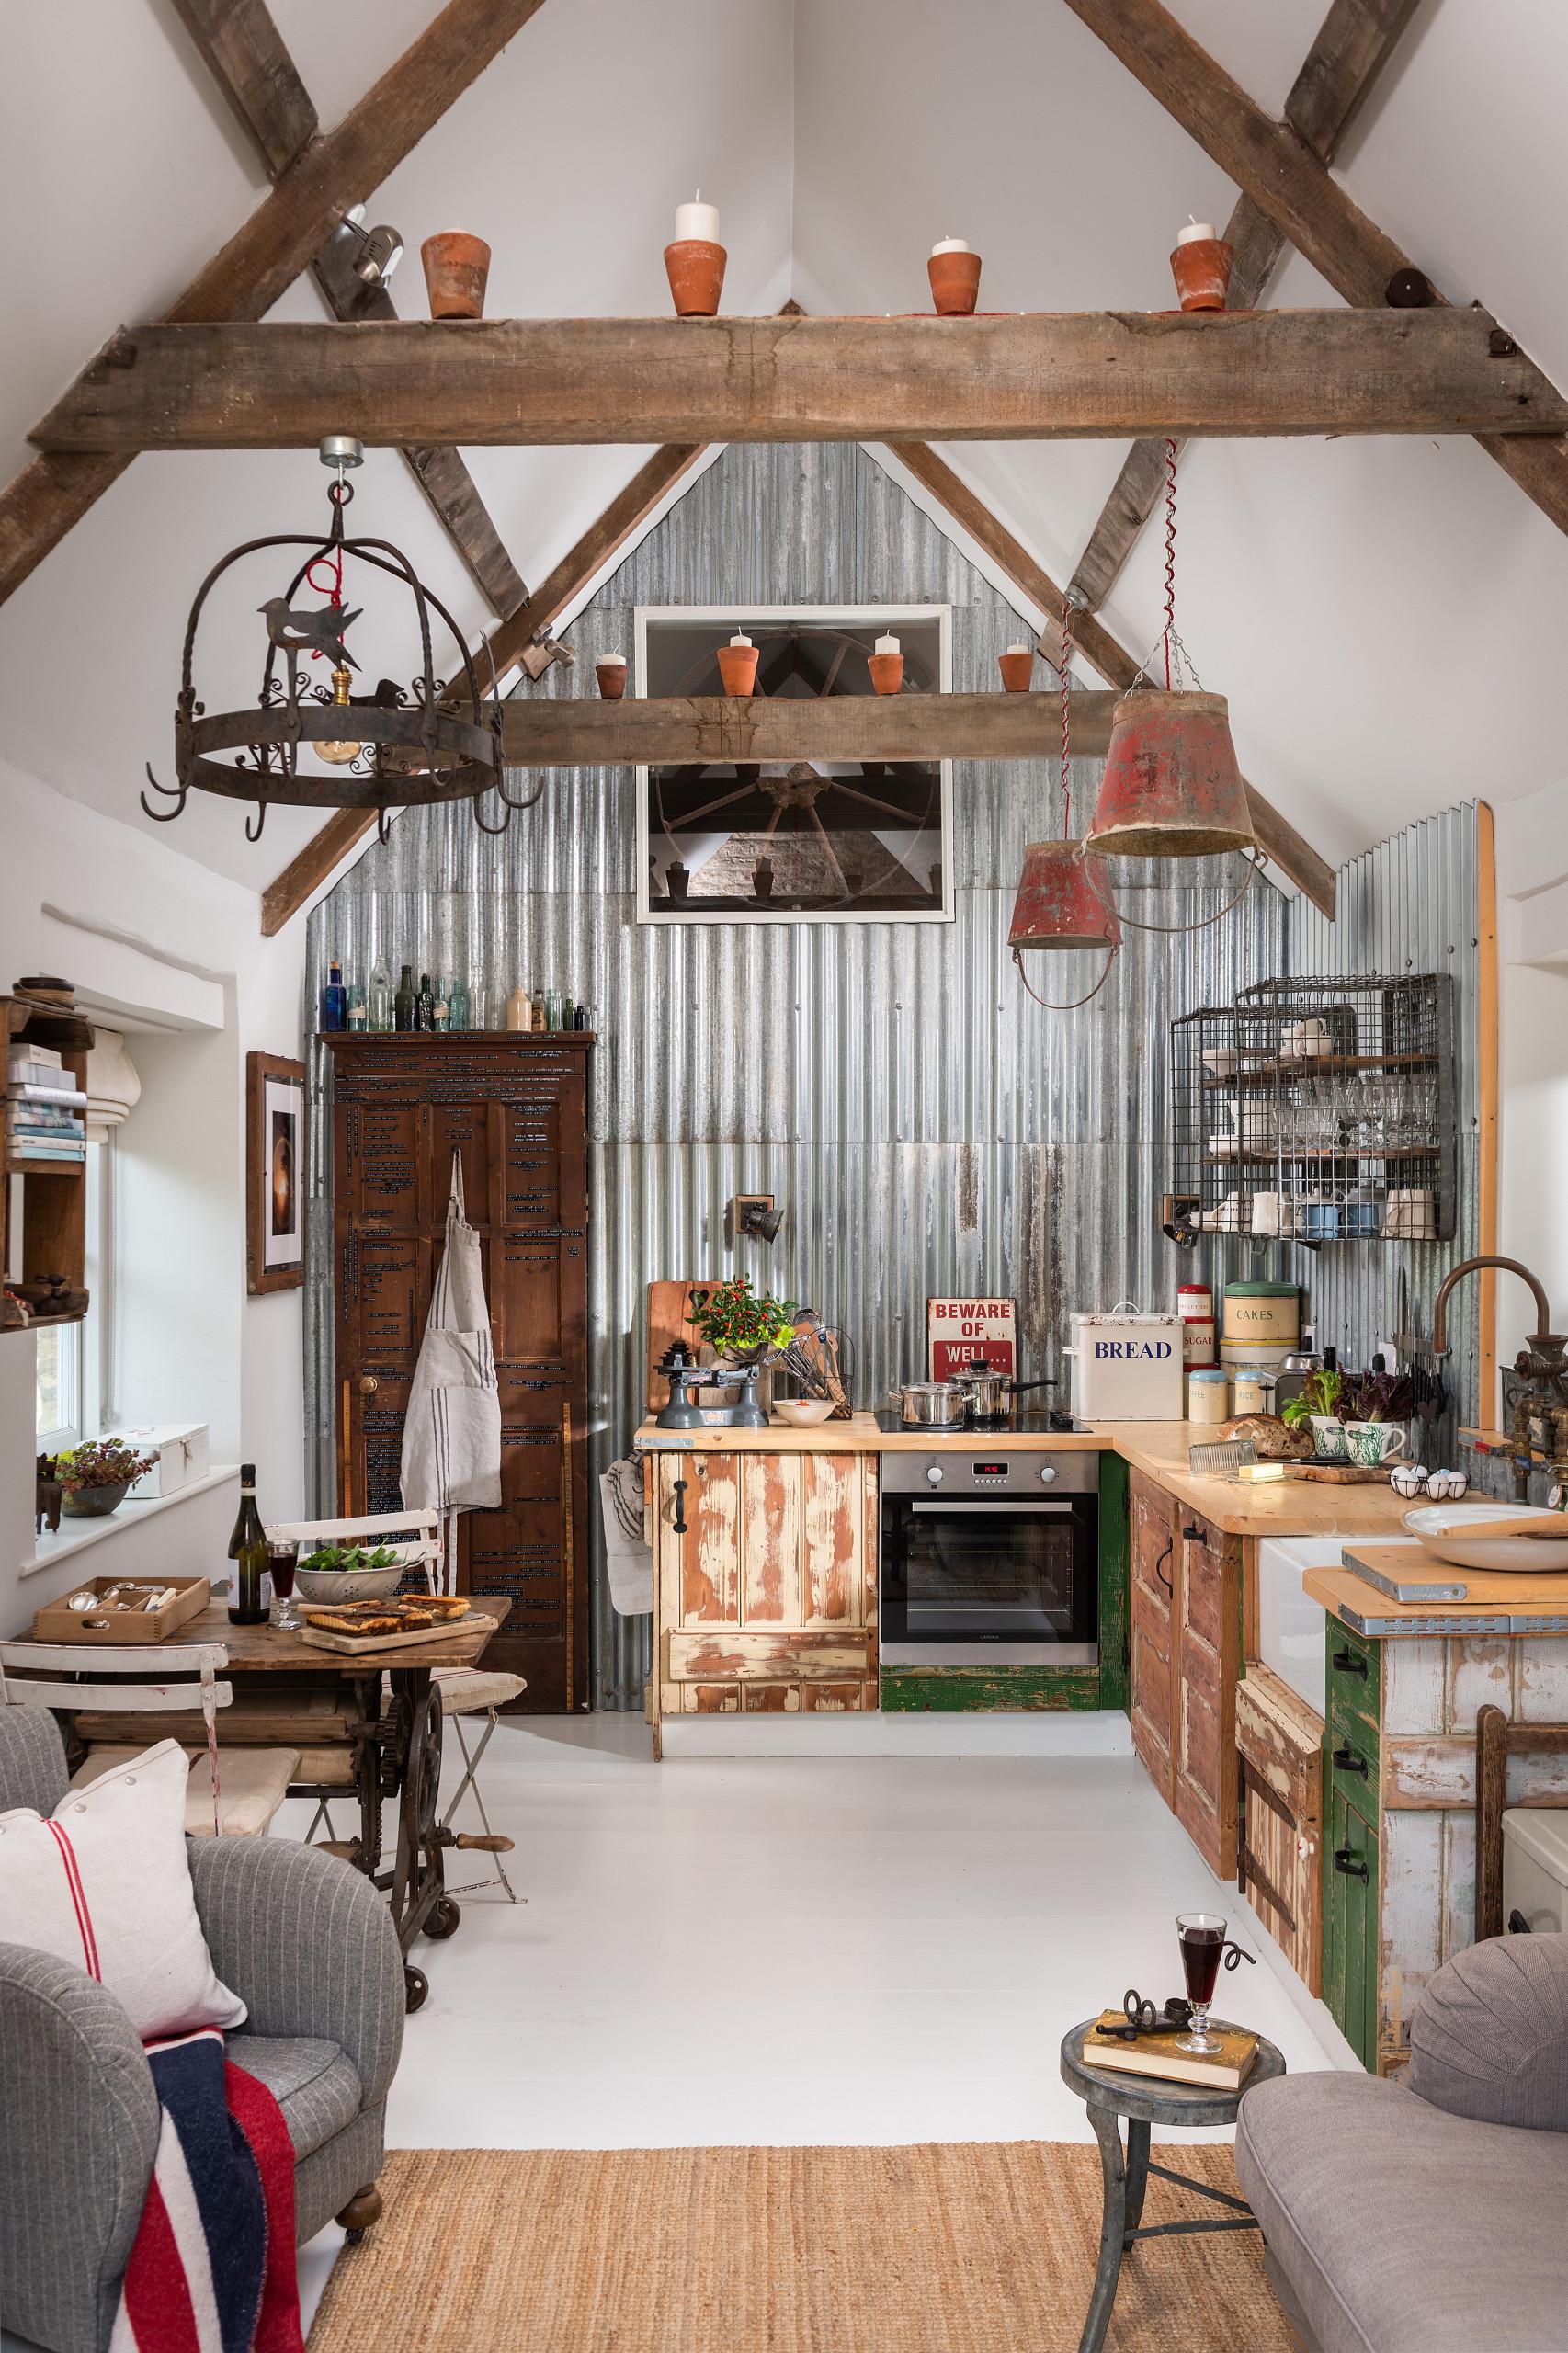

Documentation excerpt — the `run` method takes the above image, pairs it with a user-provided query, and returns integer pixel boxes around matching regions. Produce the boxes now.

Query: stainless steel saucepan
[894,1380,967,1427]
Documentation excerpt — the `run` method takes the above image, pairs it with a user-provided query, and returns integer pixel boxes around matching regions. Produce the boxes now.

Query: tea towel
[400,1155,502,1518]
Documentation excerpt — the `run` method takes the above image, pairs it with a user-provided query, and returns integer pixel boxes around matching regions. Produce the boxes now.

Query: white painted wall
[1496,779,1568,1353]
[0,756,310,1634]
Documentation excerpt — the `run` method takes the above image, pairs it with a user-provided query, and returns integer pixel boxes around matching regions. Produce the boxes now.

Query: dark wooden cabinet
[1129,1471,1176,1802]
[326,1033,591,1711]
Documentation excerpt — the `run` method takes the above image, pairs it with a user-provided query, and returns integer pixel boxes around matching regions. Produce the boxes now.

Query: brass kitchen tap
[1430,1255,1566,1387]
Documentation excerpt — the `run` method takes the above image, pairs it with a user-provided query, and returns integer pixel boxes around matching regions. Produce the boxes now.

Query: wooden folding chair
[0,1639,297,1836]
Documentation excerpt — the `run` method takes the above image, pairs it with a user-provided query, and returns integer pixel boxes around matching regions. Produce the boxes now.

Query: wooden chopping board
[1305,1560,1568,1631]
[298,1611,493,1655]
[1242,1461,1392,1484]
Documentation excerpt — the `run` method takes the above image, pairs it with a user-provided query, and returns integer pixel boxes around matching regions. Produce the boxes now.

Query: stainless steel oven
[879,1449,1099,1666]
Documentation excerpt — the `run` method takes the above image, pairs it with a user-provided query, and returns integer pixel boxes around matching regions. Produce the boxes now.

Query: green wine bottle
[393,963,415,1032]
[227,1463,268,1627]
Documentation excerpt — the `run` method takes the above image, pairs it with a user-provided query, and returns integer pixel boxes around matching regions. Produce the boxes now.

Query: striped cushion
[74,1745,301,1837]
[433,1668,526,1716]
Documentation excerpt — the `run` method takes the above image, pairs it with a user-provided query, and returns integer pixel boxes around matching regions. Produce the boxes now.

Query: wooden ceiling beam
[35,309,1562,453]
[171,0,525,619]
[496,689,1120,768]
[1062,0,1568,539]
[0,0,549,611]
[1070,0,1422,618]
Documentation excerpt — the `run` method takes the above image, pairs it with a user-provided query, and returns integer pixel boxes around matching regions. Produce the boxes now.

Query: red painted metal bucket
[1007,839,1122,952]
[1085,690,1255,860]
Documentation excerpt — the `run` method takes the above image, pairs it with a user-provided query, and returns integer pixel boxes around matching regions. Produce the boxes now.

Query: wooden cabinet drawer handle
[1332,1646,1369,1678]
[1333,1745,1369,1779]
[1333,1847,1369,1882]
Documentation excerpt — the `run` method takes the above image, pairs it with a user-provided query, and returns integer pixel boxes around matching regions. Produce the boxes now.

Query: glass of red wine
[267,1539,301,1630]
[1175,1911,1227,2053]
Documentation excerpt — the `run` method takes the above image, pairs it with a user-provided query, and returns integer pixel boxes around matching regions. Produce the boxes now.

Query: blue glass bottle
[320,959,347,1031]
[448,976,471,1032]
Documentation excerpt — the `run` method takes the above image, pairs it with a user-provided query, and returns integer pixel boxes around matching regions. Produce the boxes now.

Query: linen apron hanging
[401,1155,503,1553]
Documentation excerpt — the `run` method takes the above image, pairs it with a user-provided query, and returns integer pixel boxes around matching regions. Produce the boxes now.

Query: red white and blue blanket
[109,2029,304,2353]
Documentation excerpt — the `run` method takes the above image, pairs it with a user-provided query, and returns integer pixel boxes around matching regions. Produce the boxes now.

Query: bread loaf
[1217,1413,1312,1461]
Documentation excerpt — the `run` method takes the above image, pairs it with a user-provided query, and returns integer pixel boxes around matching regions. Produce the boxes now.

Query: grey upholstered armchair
[0,1705,404,2353]
[1237,1928,1568,2353]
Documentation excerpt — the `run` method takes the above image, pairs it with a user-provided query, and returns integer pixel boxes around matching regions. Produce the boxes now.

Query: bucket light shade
[1085,691,1256,861]
[1007,840,1122,953]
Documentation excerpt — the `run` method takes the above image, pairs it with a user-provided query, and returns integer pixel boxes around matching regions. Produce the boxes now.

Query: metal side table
[1060,2019,1286,2353]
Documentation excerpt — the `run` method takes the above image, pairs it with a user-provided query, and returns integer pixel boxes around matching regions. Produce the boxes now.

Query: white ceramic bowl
[1403,1504,1568,1574]
[771,1398,835,1427]
[1201,1048,1238,1078]
[295,1563,405,1603]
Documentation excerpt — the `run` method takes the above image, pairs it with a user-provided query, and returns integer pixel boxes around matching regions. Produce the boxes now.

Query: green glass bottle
[417,972,436,1031]
[227,1463,268,1627]
[393,963,415,1032]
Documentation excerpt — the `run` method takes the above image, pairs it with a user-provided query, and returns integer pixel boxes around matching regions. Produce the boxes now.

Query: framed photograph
[633,604,954,925]
[246,1051,304,1294]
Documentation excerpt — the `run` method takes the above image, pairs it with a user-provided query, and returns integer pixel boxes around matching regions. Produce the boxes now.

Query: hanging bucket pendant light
[1006,595,1121,1010]
[1084,440,1257,868]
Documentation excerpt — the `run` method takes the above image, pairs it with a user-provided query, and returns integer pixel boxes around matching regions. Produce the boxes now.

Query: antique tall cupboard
[324,1032,592,1711]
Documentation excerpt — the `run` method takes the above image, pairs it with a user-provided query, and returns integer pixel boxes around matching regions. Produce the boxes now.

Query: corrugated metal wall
[305,443,1481,1705]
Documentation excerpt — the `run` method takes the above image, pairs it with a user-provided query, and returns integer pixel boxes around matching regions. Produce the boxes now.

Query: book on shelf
[7,1082,88,1107]
[9,1140,86,1162]
[8,1047,62,1078]
[1083,2012,1258,2092]
[7,1109,85,1133]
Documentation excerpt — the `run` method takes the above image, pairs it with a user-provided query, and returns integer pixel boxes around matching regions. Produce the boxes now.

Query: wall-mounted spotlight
[339,204,405,289]
[728,1194,784,1246]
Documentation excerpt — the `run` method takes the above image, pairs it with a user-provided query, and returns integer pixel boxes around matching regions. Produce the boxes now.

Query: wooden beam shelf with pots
[2,990,94,1335]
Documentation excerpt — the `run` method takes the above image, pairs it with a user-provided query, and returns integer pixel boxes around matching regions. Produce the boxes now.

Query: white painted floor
[6,1717,1351,2348]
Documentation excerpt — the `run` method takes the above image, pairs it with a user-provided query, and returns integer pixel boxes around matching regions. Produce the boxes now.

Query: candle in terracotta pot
[998,642,1035,693]
[927,233,982,317]
[665,190,726,316]
[716,631,759,698]
[1176,220,1216,245]
[729,632,752,647]
[930,236,971,256]
[596,653,627,700]
[869,632,904,696]
[1170,218,1233,312]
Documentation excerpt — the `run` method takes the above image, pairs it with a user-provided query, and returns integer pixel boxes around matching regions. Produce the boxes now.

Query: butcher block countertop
[633,1416,1419,1541]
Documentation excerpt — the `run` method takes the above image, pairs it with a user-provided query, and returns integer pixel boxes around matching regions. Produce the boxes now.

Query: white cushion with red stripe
[0,1737,245,2039]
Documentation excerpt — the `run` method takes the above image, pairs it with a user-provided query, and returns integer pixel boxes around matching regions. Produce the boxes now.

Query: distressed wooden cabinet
[1128,1472,1242,1879]
[1129,1471,1176,1799]
[1236,1665,1324,1995]
[326,1032,591,1711]
[649,1445,878,1724]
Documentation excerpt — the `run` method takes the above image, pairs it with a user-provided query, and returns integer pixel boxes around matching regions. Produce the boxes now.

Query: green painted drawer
[1327,1719,1378,1813]
[1326,1619,1380,1749]
[1324,1783,1380,2070]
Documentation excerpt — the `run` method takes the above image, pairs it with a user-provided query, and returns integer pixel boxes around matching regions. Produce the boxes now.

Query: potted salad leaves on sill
[52,1438,156,1518]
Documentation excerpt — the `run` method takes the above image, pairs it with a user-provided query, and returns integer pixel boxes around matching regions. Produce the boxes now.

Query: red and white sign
[927,1297,1017,1381]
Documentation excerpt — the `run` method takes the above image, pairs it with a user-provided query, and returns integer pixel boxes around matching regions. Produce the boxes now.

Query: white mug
[1345,1420,1410,1465]
[1311,1415,1350,1461]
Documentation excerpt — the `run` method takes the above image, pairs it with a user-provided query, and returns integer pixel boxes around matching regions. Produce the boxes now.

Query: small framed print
[246,1051,305,1294]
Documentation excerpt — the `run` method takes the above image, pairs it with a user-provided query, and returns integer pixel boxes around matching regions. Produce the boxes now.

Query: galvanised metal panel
[313,441,1506,1708]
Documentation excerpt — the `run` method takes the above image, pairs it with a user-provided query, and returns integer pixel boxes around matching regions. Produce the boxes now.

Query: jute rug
[306,2143,1291,2351]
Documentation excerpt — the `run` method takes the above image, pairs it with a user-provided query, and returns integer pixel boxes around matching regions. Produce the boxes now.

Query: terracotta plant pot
[421,231,492,320]
[664,238,727,318]
[596,660,628,700]
[998,650,1035,693]
[869,651,904,696]
[1169,237,1233,313]
[716,642,759,697]
[927,251,982,316]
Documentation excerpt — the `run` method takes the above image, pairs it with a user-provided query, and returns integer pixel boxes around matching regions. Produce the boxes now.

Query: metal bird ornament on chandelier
[1083,439,1264,929]
[142,439,522,846]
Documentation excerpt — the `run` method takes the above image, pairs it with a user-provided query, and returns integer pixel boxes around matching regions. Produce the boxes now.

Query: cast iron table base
[1059,2018,1287,2353]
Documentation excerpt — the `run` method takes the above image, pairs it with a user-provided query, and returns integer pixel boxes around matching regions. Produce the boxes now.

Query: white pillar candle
[875,632,900,656]
[598,652,626,666]
[1176,220,1217,245]
[676,192,720,244]
[1005,642,1031,656]
[930,235,971,256]
[729,632,753,648]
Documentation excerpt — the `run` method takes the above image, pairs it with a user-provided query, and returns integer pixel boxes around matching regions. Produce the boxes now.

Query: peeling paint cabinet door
[1129,1472,1176,1802]
[1173,1510,1242,1880]
[652,1449,879,1720]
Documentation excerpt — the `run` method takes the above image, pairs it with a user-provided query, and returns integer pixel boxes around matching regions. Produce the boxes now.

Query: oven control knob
[1038,1463,1059,1484]
[926,1464,945,1486]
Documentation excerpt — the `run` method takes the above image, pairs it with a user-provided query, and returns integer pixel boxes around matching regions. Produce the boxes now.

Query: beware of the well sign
[926,1297,1017,1381]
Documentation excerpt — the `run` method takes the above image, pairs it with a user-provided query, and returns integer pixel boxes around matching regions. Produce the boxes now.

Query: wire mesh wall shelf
[1169,974,1457,1249]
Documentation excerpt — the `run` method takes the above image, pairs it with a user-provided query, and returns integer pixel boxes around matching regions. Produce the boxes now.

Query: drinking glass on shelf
[267,1540,301,1630]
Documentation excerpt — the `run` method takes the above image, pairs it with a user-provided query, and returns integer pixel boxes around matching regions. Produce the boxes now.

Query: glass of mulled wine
[267,1539,301,1630]
[1175,1912,1227,2053]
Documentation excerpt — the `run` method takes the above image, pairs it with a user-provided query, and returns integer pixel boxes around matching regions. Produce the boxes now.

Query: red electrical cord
[303,542,346,660]
[1162,436,1176,691]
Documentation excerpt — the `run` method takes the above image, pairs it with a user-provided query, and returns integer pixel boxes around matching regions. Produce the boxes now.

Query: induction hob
[872,1405,1094,1437]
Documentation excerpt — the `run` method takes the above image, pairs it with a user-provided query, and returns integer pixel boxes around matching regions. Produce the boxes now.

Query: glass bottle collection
[319,957,591,1034]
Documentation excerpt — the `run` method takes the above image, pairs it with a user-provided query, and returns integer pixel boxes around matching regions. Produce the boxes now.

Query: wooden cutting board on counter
[1305,1560,1568,1636]
[1241,1461,1394,1485]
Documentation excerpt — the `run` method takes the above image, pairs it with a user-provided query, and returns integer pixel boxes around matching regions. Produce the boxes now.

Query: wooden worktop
[634,1416,1419,1540]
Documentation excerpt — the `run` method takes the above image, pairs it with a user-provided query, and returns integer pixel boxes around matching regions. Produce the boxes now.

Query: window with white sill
[35,1036,135,1458]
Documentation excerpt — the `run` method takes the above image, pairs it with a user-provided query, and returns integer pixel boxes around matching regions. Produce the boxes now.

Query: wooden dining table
[33,1594,511,2015]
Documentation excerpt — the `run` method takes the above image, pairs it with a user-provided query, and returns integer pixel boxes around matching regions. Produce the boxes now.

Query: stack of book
[7,1045,87,1165]
[1083,2011,1258,2091]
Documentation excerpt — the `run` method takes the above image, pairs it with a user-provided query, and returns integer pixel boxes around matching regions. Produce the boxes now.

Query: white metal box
[1067,1309,1184,1421]
[1502,1809,1568,1934]
[103,1422,210,1500]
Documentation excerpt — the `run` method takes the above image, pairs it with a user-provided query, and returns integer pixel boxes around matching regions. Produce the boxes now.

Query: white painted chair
[0,1640,298,1837]
[265,1508,445,1595]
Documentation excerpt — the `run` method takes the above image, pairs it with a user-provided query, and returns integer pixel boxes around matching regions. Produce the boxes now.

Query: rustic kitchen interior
[6,5,1568,2351]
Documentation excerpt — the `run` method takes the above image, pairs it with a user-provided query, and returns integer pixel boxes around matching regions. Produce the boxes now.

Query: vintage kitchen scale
[654,1341,768,1429]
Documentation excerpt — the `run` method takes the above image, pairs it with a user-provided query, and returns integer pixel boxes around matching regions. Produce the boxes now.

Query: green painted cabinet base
[1324,1779,1380,2069]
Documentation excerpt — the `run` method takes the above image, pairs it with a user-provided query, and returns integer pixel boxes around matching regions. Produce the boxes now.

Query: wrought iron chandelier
[142,439,527,846]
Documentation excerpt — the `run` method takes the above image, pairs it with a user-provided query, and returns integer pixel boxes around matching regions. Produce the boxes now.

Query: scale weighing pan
[1403,1503,1568,1574]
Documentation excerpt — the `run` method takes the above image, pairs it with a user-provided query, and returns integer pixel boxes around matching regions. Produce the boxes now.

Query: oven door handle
[907,1500,1077,1513]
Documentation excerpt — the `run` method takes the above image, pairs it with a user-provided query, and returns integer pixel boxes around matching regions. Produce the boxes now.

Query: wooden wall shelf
[2,992,94,1335]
